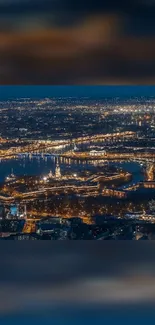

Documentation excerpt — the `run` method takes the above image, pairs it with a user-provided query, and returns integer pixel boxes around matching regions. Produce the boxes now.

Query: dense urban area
[1,96,155,239]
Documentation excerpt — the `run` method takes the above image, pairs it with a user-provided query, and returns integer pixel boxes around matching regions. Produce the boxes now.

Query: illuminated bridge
[61,151,155,161]
[0,183,128,202]
[0,131,136,159]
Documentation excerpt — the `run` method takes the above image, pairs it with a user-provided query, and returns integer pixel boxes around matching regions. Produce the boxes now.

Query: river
[0,156,144,188]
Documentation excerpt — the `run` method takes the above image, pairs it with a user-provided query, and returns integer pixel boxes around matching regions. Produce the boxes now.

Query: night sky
[0,86,155,99]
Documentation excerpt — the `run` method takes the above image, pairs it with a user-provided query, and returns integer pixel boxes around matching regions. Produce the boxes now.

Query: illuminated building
[146,162,155,181]
[5,168,16,183]
[10,205,18,217]
[23,204,27,219]
[48,170,53,179]
[74,143,78,151]
[89,150,106,157]
[6,204,18,219]
[55,160,61,178]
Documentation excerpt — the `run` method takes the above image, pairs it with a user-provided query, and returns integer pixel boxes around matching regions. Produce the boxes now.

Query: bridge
[0,131,136,159]
[61,151,155,161]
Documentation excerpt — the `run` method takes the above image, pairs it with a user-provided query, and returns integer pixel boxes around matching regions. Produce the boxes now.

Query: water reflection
[0,155,144,189]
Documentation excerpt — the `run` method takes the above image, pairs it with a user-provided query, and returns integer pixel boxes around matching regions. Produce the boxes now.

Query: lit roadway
[0,131,136,159]
[61,151,155,161]
[0,184,127,203]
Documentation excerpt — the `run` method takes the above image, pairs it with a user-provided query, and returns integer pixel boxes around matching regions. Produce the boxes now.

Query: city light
[0,92,155,240]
